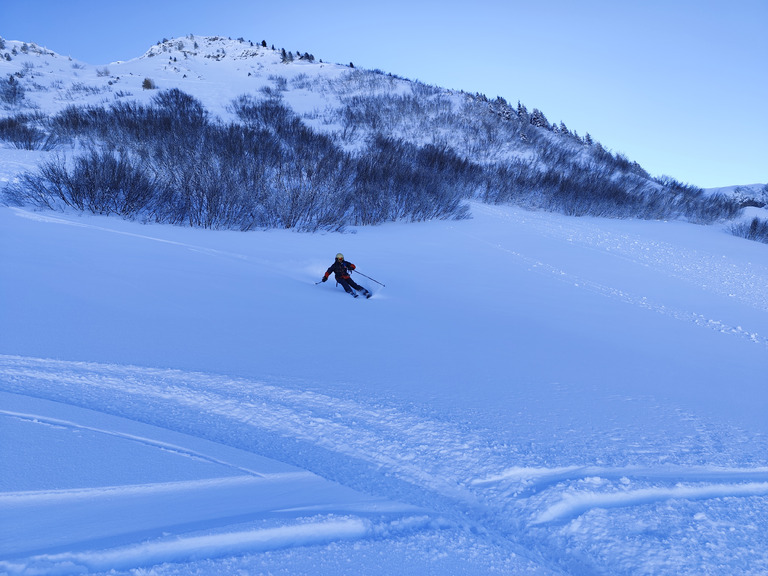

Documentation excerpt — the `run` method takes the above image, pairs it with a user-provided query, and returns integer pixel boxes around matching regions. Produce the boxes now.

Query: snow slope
[0,36,378,128]
[2,198,768,575]
[2,34,768,576]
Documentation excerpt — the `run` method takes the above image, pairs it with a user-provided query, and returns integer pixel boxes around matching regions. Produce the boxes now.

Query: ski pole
[353,269,386,287]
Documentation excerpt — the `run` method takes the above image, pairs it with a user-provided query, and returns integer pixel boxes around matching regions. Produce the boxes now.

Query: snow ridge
[532,481,768,525]
[4,518,370,575]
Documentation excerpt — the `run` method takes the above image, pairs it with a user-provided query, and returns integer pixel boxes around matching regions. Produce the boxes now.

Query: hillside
[2,36,765,235]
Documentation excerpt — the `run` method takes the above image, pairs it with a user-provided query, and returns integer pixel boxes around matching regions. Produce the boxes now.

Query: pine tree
[516,101,529,120]
[530,108,549,128]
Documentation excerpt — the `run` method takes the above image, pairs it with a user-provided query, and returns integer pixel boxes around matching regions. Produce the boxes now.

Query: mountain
[2,35,765,237]
[1,35,768,576]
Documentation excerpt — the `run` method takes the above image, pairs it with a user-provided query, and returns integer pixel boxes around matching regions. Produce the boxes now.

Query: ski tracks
[467,204,768,350]
[3,355,768,574]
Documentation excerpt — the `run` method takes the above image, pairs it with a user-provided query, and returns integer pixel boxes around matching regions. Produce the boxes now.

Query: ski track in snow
[471,204,768,313]
[467,204,768,350]
[3,354,768,574]
[0,409,272,478]
[3,516,435,576]
[9,207,253,262]
[7,519,370,575]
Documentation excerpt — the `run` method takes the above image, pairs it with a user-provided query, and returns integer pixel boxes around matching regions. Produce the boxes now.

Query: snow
[2,200,768,575]
[2,36,768,575]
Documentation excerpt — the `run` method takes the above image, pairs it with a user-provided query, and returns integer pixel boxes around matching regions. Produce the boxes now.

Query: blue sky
[3,0,766,188]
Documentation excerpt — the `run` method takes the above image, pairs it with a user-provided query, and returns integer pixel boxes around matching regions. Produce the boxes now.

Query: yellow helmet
[335,253,344,260]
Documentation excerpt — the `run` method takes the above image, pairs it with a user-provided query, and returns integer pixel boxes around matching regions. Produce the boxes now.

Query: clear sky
[3,0,766,188]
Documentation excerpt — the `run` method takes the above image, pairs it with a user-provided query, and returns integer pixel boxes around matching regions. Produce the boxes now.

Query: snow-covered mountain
[1,36,352,122]
[1,35,768,575]
[2,35,765,234]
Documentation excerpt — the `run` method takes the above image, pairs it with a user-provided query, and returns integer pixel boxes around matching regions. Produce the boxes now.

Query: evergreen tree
[516,101,529,121]
[530,108,549,128]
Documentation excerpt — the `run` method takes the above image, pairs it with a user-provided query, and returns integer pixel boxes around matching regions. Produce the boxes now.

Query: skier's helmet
[335,253,344,261]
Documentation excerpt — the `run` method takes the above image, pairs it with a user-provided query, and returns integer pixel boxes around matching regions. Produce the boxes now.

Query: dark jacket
[324,259,356,282]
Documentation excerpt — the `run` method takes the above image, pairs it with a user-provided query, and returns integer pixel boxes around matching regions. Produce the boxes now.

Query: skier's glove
[321,277,327,282]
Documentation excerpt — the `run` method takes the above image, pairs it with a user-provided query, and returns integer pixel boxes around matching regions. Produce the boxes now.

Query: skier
[321,253,372,298]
